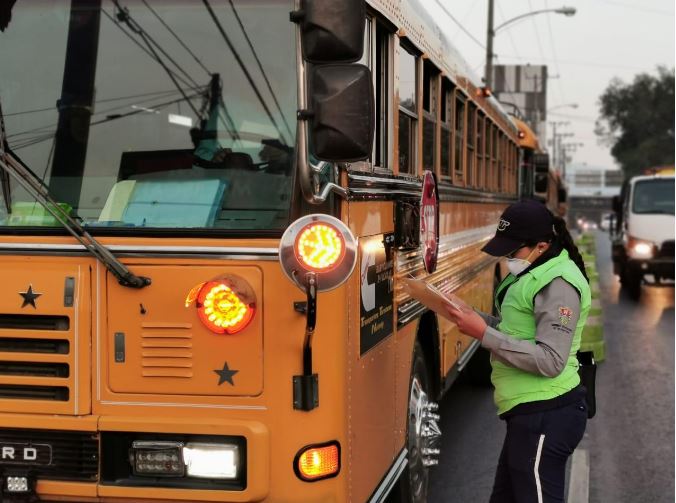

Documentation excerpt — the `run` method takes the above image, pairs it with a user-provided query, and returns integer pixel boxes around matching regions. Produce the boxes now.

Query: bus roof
[510,116,540,151]
[369,0,519,137]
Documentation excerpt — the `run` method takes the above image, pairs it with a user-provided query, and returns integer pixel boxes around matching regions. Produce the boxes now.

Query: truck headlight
[627,237,655,259]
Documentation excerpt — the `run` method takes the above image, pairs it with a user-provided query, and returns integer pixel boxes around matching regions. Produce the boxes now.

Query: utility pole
[548,121,570,171]
[485,0,495,89]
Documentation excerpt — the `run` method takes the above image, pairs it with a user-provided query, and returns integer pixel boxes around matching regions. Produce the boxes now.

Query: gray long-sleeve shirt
[478,277,581,378]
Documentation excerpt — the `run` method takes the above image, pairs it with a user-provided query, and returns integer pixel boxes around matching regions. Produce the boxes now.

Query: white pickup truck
[611,172,675,298]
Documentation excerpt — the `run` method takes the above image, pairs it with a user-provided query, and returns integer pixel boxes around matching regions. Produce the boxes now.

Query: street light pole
[485,0,495,89]
[484,3,576,89]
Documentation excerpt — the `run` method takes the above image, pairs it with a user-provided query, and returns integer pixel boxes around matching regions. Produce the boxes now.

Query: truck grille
[0,429,98,481]
[659,240,674,258]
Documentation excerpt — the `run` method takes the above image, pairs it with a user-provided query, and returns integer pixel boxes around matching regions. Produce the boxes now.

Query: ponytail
[552,216,590,283]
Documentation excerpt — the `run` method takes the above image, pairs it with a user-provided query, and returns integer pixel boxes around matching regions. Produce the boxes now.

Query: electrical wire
[227,0,293,141]
[433,0,486,49]
[111,2,203,90]
[102,9,201,92]
[12,92,202,151]
[5,89,179,118]
[201,0,288,145]
[140,0,211,75]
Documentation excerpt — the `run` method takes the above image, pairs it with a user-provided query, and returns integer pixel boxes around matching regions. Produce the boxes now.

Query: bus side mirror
[297,0,365,63]
[534,174,548,193]
[309,64,374,162]
[557,187,567,203]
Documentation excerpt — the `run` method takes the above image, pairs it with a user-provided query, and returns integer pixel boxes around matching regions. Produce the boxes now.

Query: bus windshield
[0,0,296,232]
[632,179,675,215]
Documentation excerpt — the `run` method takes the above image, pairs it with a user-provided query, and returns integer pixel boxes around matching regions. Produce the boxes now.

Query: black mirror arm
[294,19,348,205]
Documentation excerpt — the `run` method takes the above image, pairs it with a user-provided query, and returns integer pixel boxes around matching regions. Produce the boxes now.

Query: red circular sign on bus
[420,170,439,273]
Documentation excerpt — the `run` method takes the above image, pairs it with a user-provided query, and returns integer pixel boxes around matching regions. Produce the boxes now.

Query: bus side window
[476,112,485,189]
[422,61,438,172]
[373,21,392,172]
[353,17,391,173]
[440,79,453,180]
[398,43,418,175]
[453,92,465,186]
[466,102,476,187]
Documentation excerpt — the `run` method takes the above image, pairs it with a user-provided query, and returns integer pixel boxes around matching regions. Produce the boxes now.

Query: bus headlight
[280,215,357,292]
[182,443,239,479]
[129,441,239,479]
[627,237,655,259]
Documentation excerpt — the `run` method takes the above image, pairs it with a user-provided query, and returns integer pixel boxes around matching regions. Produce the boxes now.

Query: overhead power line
[201,0,289,145]
[140,0,211,75]
[433,0,486,49]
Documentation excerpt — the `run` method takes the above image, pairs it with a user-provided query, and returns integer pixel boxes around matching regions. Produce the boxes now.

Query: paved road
[428,231,674,502]
[585,232,674,503]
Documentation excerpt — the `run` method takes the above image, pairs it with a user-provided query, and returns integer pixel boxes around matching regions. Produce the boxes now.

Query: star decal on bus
[213,362,239,386]
[19,285,42,309]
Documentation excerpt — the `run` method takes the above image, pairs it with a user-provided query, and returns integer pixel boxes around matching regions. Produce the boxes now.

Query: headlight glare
[183,443,239,479]
[628,237,655,259]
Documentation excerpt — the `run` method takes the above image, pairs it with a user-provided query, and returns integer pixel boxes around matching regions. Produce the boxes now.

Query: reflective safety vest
[492,249,591,415]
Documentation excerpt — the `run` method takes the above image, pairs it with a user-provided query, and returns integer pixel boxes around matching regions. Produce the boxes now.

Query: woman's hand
[443,294,487,341]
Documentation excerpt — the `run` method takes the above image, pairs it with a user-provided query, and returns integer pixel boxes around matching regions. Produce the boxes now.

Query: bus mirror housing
[296,0,366,63]
[534,174,548,193]
[309,64,374,162]
[557,187,567,203]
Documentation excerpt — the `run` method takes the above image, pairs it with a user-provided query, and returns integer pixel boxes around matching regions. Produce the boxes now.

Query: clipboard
[401,277,463,321]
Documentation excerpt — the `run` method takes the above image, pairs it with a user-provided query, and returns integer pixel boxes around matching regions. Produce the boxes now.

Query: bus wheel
[392,343,441,502]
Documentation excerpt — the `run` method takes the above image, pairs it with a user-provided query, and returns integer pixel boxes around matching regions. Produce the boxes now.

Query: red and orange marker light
[295,222,345,271]
[185,276,255,335]
[294,442,340,482]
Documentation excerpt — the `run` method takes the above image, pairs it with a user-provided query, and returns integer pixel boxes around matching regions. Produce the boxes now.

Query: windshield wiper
[0,101,10,214]
[0,151,151,288]
[0,100,150,288]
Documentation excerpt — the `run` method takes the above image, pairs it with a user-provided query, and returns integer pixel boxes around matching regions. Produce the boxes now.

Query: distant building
[564,164,623,227]
[565,164,623,198]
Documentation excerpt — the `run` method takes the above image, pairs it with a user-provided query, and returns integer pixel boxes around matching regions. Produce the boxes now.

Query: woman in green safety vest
[444,199,591,503]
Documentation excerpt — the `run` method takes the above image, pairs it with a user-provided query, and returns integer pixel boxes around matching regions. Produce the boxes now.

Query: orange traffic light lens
[295,223,345,271]
[295,442,340,482]
[196,281,254,334]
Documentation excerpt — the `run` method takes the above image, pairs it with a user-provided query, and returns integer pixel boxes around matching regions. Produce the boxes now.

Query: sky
[421,0,675,170]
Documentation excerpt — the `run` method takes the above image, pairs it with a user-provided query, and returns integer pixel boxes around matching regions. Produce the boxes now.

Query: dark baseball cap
[482,200,555,257]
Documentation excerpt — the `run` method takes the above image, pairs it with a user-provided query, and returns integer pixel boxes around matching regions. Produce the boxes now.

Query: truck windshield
[632,179,675,215]
[0,0,296,232]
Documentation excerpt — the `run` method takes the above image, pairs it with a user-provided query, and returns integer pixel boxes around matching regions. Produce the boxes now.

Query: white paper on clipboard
[401,278,463,321]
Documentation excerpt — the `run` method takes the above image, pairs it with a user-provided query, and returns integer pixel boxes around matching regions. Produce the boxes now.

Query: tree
[596,66,674,178]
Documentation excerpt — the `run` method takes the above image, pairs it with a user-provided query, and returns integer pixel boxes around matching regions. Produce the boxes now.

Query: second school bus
[0,0,541,501]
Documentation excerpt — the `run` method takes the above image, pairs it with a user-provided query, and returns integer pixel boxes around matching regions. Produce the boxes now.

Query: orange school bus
[0,0,521,501]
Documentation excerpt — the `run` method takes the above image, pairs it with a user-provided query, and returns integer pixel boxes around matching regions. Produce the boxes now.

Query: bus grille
[0,429,98,481]
[0,314,74,411]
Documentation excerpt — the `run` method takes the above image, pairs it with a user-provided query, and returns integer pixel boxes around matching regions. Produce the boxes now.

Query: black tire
[388,342,433,503]
[620,264,642,300]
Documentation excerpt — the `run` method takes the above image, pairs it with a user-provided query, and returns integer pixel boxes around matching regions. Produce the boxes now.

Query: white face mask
[506,247,539,276]
[506,258,531,276]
